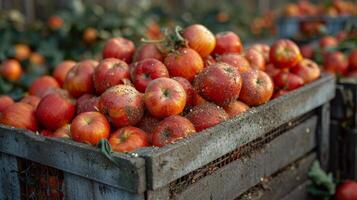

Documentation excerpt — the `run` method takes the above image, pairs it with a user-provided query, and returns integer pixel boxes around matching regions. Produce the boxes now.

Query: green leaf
[307,161,336,198]
[97,139,122,167]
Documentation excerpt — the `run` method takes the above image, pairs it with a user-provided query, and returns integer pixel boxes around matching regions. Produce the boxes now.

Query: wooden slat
[141,74,335,189]
[237,153,315,200]
[317,103,330,170]
[0,127,146,193]
[63,173,145,200]
[0,152,21,200]
[170,116,317,200]
[280,181,311,200]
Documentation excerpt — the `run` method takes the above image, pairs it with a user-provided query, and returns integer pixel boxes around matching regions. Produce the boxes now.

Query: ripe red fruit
[36,93,75,131]
[245,48,266,71]
[349,70,357,77]
[172,77,194,106]
[164,48,204,82]
[269,39,302,69]
[71,112,110,145]
[291,58,320,83]
[109,126,149,152]
[203,55,216,67]
[250,44,270,63]
[0,96,14,112]
[53,124,71,138]
[0,102,38,131]
[144,78,186,118]
[152,115,196,147]
[0,59,22,81]
[323,51,349,75]
[274,71,304,91]
[335,180,357,200]
[239,70,274,106]
[194,63,242,106]
[265,63,280,78]
[64,60,98,98]
[300,44,314,59]
[98,85,144,128]
[102,37,135,63]
[216,53,251,73]
[186,102,229,132]
[76,94,99,114]
[40,130,53,137]
[192,92,208,106]
[348,49,357,70]
[213,31,243,55]
[272,90,289,99]
[52,60,76,86]
[136,112,161,143]
[134,44,164,62]
[29,76,60,98]
[48,15,63,30]
[182,24,216,57]
[93,58,130,94]
[130,58,169,92]
[319,36,338,51]
[20,95,40,109]
[223,100,249,118]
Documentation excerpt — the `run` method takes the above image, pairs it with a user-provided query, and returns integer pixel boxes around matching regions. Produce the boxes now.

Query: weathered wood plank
[171,116,317,200]
[64,173,145,200]
[141,74,335,189]
[146,185,170,200]
[280,181,311,200]
[237,153,315,200]
[316,103,330,170]
[0,126,146,193]
[0,152,21,200]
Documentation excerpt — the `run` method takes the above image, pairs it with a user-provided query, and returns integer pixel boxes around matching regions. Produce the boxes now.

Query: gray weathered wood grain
[0,152,21,200]
[237,153,315,200]
[160,116,318,200]
[280,181,311,200]
[64,173,145,200]
[317,103,330,170]
[141,74,335,189]
[0,126,146,193]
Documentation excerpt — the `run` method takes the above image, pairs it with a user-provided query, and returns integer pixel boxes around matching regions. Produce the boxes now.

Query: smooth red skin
[250,44,270,63]
[152,115,196,147]
[272,90,289,99]
[349,70,357,77]
[136,113,161,144]
[29,76,60,98]
[348,49,357,71]
[194,63,242,106]
[134,44,164,62]
[185,102,229,132]
[182,24,216,57]
[53,124,71,138]
[144,78,187,118]
[71,112,110,145]
[109,126,149,152]
[0,96,14,112]
[93,58,130,94]
[291,58,320,84]
[0,59,22,81]
[164,48,204,82]
[265,63,280,78]
[192,92,208,106]
[102,37,135,63]
[216,53,251,73]
[336,31,347,42]
[274,71,304,91]
[20,95,40,109]
[203,55,216,67]
[335,180,357,200]
[52,60,76,86]
[98,85,144,128]
[213,32,243,55]
[40,130,53,137]
[64,60,98,98]
[300,44,314,59]
[319,36,338,51]
[131,58,169,92]
[323,52,349,76]
[223,100,249,118]
[40,88,70,99]
[36,93,75,131]
[245,48,266,71]
[269,39,302,69]
[0,102,38,131]
[76,95,99,114]
[172,77,194,106]
[239,70,274,106]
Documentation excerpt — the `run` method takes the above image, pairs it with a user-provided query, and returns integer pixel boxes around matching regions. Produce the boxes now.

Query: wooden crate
[0,74,335,200]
